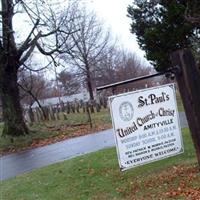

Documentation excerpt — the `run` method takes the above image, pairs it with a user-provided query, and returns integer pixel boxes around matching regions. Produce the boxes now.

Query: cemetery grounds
[1,93,200,199]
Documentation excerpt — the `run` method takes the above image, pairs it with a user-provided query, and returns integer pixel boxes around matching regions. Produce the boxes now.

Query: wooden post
[75,101,80,113]
[44,107,49,121]
[66,102,70,114]
[71,103,75,113]
[24,110,31,125]
[63,112,68,120]
[60,101,65,112]
[96,95,101,111]
[170,49,200,167]
[55,107,60,120]
[103,97,107,109]
[83,103,86,113]
[49,106,55,121]
[33,109,38,122]
[36,107,42,122]
[28,107,34,123]
[90,100,95,113]
[86,102,92,128]
[95,102,101,112]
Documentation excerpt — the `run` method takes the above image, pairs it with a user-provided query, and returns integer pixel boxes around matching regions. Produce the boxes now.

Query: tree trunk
[86,71,94,100]
[29,92,47,120]
[0,0,28,136]
[28,106,35,123]
[170,49,200,167]
[0,69,29,136]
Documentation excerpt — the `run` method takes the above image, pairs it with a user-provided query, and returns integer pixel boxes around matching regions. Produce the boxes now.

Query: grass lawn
[1,128,200,200]
[0,108,112,154]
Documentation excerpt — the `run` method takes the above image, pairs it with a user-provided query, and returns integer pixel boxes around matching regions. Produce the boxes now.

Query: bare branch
[22,63,50,72]
[18,82,46,117]
[39,29,59,38]
[18,19,40,56]
[19,31,41,65]
[36,41,59,55]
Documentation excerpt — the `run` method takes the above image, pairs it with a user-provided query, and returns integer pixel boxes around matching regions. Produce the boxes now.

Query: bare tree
[57,70,80,95]
[19,70,51,106]
[0,0,76,136]
[18,70,53,119]
[95,47,153,93]
[94,46,121,87]
[60,6,111,100]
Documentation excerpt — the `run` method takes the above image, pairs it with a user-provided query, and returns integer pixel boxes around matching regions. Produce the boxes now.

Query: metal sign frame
[96,67,178,91]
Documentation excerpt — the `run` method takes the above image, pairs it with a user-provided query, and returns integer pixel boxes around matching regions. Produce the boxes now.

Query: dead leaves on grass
[1,123,111,155]
[165,188,200,200]
[129,164,200,200]
[162,165,200,200]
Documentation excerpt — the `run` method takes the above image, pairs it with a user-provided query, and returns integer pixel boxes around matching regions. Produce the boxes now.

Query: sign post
[109,84,183,171]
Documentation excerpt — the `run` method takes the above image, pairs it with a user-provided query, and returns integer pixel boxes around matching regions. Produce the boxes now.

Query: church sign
[109,84,184,171]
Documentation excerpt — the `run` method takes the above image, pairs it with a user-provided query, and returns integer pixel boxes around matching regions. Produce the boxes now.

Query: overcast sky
[11,0,145,60]
[84,0,145,58]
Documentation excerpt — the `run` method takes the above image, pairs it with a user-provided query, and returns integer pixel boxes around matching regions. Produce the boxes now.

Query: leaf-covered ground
[129,163,200,200]
[1,128,200,200]
[0,109,112,155]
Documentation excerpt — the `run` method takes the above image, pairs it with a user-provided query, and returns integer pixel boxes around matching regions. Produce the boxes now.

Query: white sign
[109,84,184,171]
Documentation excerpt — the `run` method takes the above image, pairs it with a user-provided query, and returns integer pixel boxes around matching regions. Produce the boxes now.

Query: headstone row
[24,98,108,124]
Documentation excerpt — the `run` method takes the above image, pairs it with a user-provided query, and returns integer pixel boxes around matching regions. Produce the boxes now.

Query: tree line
[19,47,158,110]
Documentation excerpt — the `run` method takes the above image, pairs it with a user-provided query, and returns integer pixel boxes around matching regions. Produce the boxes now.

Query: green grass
[1,128,199,200]
[0,109,111,154]
[176,91,184,112]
